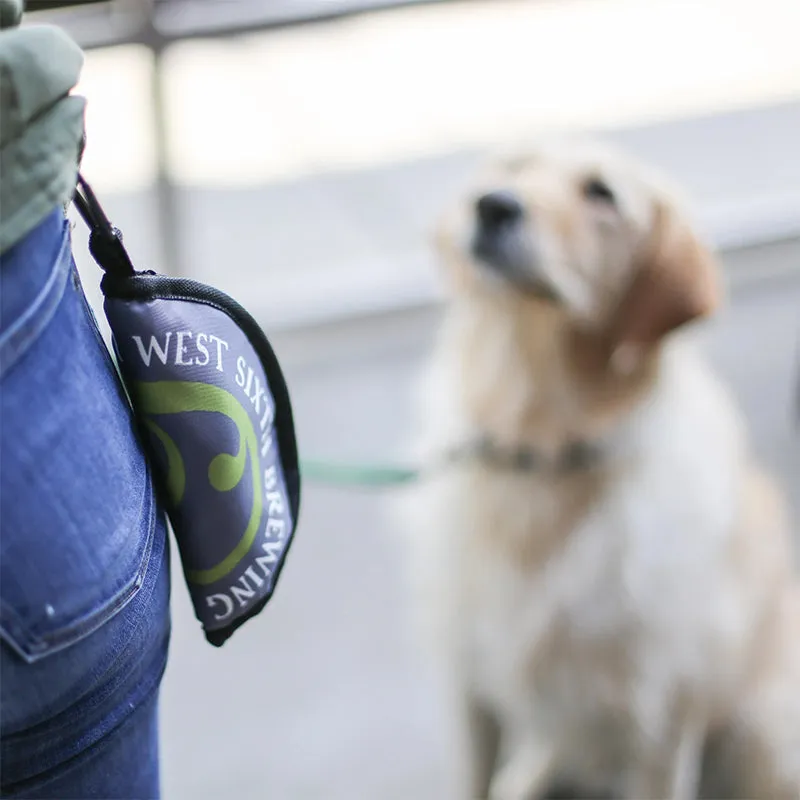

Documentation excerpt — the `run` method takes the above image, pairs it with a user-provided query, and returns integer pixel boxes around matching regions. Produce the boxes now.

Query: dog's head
[436,138,722,372]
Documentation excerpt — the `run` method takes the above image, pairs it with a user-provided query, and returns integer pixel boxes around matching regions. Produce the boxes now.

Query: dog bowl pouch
[73,176,301,647]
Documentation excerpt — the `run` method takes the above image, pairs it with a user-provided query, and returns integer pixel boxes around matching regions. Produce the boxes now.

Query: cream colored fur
[717,584,800,799]
[395,138,797,800]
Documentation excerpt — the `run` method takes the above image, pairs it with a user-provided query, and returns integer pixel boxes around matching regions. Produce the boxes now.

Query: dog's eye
[582,177,616,206]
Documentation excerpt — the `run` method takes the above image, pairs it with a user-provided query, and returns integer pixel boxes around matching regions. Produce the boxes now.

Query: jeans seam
[73,266,116,376]
[0,221,72,379]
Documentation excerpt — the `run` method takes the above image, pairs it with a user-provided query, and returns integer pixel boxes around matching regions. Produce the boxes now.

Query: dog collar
[444,435,604,473]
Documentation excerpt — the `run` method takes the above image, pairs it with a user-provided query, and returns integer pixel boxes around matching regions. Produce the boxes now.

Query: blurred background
[25,1,800,797]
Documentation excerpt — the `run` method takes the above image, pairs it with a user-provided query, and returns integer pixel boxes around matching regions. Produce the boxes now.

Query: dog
[395,137,797,800]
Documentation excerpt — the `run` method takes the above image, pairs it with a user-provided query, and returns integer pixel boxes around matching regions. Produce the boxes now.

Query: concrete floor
[158,253,800,800]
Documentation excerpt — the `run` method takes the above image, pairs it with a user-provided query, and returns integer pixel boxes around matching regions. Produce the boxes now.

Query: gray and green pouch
[73,176,301,647]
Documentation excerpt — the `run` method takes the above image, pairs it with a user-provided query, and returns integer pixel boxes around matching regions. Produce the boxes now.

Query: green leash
[300,438,606,488]
[299,459,421,487]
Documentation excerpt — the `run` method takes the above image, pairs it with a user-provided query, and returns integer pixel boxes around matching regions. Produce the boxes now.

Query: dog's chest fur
[462,472,633,706]
[451,463,645,731]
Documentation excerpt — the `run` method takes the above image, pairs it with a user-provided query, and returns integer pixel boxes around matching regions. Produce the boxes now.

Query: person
[0,2,171,796]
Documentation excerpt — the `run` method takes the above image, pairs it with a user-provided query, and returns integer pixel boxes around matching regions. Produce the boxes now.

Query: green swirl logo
[134,380,262,586]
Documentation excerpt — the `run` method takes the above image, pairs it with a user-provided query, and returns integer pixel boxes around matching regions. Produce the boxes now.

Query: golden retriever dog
[396,138,797,800]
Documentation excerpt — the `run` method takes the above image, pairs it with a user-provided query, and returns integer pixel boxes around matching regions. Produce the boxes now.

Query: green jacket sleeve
[0,3,86,254]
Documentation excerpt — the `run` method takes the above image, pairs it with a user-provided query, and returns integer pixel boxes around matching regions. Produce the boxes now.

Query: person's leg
[0,207,171,799]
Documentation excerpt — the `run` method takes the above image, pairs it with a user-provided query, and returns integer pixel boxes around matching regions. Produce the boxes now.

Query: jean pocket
[0,214,159,664]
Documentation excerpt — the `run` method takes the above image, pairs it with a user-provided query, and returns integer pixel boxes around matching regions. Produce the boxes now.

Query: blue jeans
[0,209,171,798]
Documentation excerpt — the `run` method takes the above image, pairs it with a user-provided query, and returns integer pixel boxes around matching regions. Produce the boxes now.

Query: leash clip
[72,174,135,278]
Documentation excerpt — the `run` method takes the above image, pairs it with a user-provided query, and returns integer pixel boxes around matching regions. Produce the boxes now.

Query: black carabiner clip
[73,174,135,279]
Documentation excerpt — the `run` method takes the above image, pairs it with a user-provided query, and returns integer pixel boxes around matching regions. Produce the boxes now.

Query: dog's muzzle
[470,190,559,302]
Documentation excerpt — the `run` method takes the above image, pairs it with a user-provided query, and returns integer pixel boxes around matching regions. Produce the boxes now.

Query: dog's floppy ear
[610,199,721,372]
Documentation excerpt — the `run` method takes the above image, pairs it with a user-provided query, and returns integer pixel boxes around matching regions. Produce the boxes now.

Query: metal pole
[150,43,182,276]
[134,0,182,276]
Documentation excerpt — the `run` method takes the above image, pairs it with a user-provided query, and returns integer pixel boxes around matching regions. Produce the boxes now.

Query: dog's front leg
[455,691,502,800]
[626,693,707,800]
[488,727,558,800]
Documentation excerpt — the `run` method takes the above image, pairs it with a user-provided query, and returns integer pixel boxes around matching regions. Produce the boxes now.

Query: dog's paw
[488,765,531,800]
[488,750,551,800]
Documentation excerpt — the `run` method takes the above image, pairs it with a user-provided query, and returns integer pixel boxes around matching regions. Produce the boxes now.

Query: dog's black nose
[476,190,523,228]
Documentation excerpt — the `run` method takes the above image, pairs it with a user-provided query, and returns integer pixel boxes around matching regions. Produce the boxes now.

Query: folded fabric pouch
[74,176,301,647]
